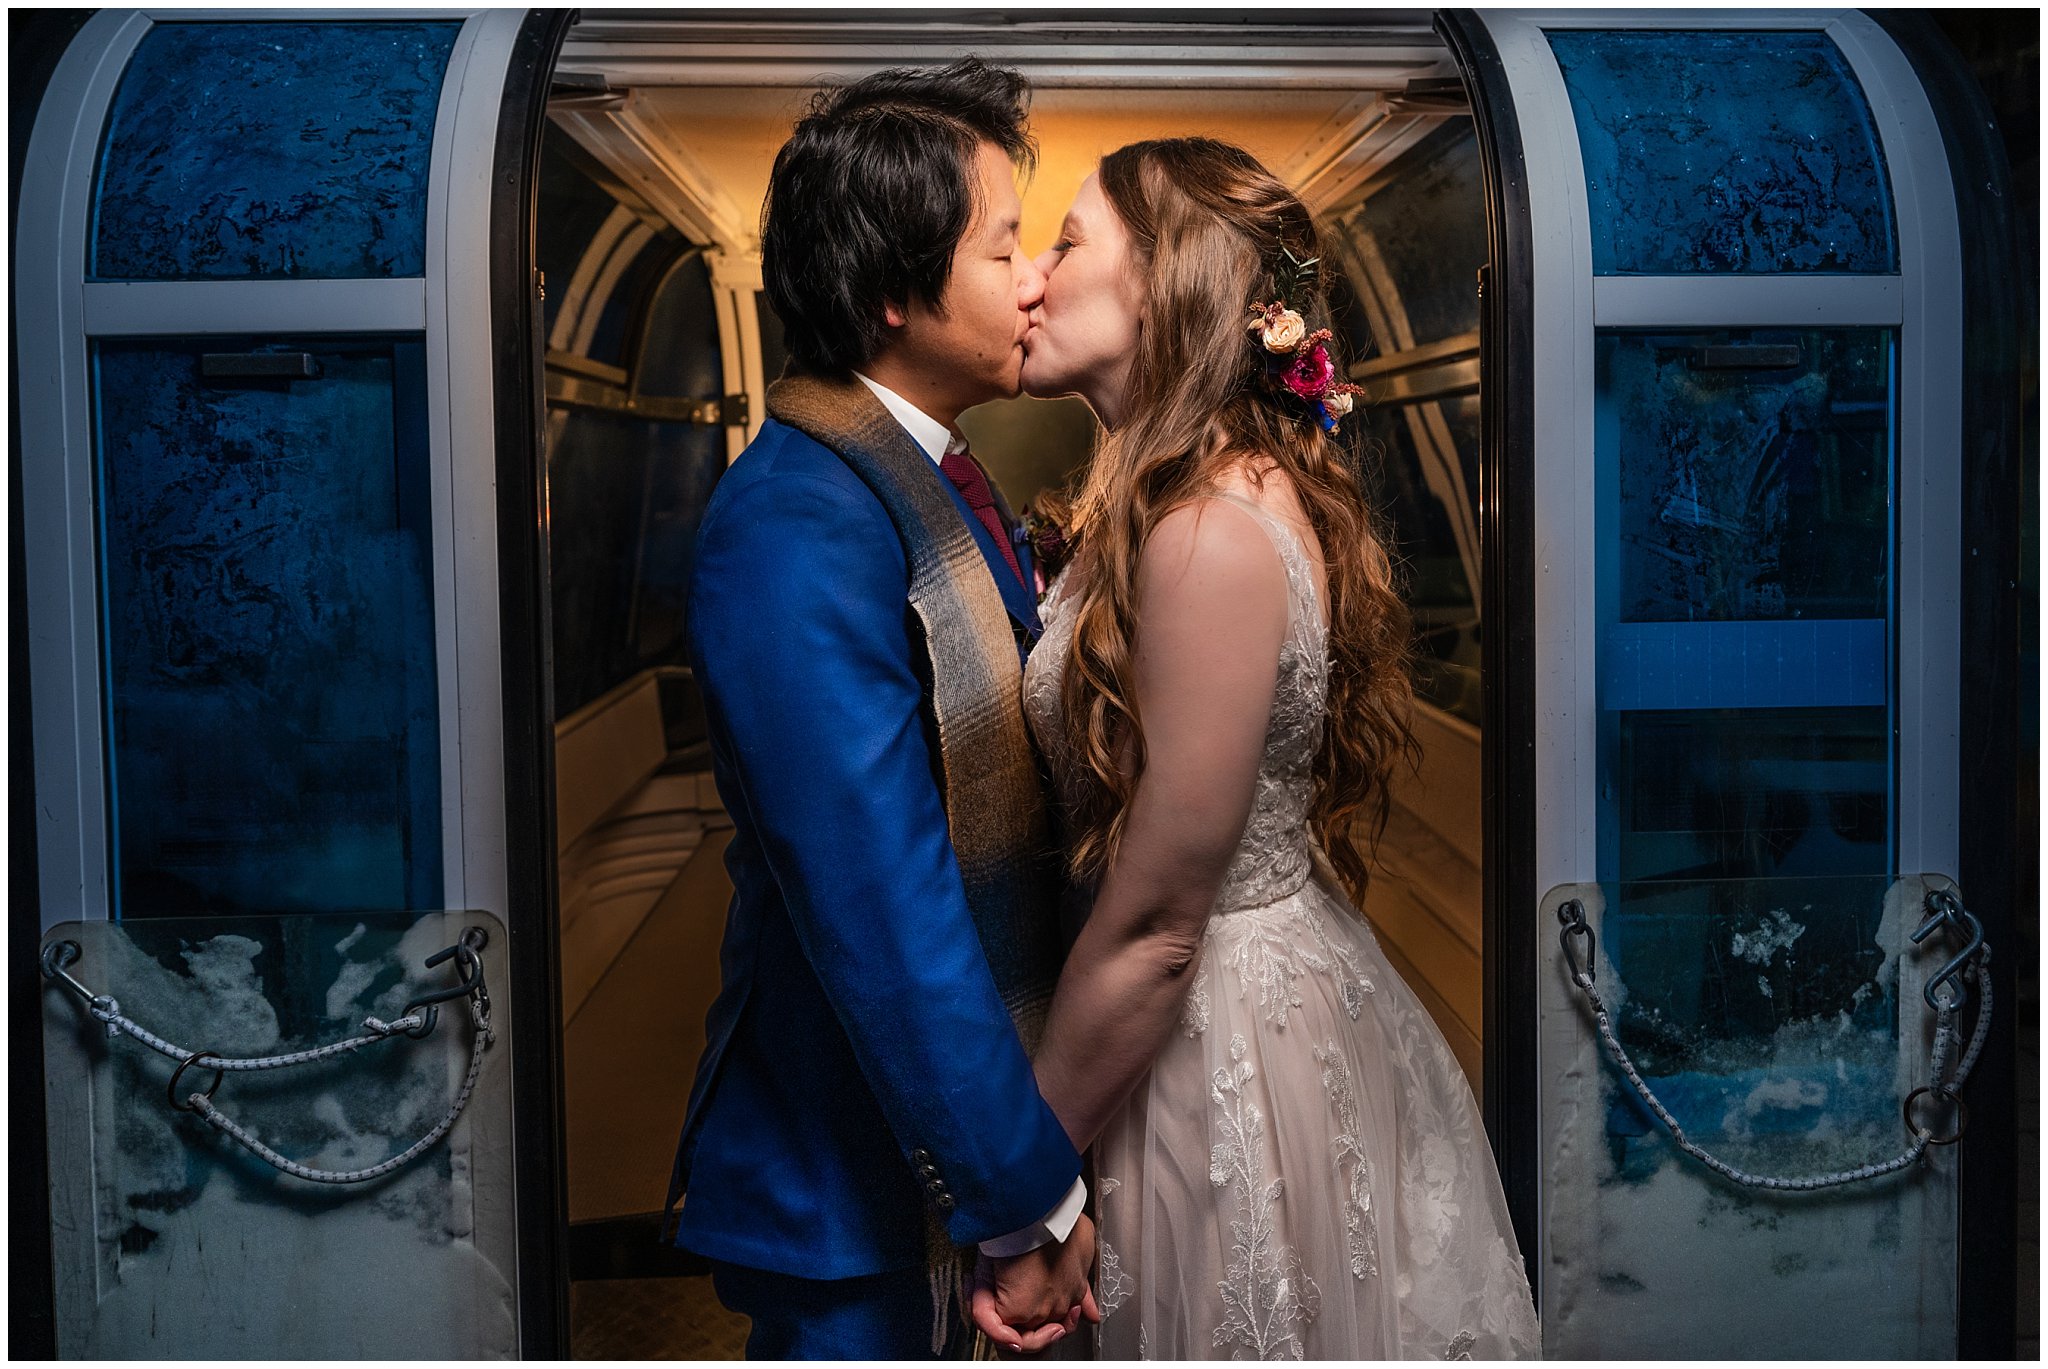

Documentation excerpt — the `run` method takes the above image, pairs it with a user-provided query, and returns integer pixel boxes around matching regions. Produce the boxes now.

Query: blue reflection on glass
[95,338,442,916]
[92,22,460,280]
[1336,122,1486,347]
[1548,30,1896,274]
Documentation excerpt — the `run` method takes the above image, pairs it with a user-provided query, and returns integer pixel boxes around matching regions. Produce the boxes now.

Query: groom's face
[888,140,1045,413]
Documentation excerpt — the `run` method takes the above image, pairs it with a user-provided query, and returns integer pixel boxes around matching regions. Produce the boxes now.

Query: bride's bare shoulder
[1141,494,1289,602]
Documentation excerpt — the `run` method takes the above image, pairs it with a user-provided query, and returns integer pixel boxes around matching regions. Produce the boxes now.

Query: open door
[16,9,574,1356]
[1441,8,2022,1357]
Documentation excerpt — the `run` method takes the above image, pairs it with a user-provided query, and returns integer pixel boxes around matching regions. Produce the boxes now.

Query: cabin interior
[537,14,1487,1353]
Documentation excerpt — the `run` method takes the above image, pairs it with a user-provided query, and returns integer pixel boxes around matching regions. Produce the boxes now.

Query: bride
[975,138,1540,1359]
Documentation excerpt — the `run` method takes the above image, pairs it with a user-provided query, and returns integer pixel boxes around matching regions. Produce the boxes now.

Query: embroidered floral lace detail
[1182,962,1212,1036]
[1098,1235,1134,1313]
[1313,1042,1380,1280]
[1022,492,1541,1361]
[1210,1034,1320,1359]
[1024,495,1329,917]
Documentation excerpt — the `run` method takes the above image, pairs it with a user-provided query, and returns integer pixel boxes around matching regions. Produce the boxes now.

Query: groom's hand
[970,1211,1103,1353]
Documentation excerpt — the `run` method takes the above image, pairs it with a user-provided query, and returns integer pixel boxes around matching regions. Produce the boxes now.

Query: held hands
[970,1211,1104,1353]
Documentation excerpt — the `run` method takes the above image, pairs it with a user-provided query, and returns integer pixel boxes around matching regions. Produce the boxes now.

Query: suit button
[935,1194,956,1212]
[925,1178,947,1196]
[917,1163,939,1179]
[910,1149,933,1165]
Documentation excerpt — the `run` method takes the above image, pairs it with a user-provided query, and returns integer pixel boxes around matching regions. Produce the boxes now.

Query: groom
[662,59,1096,1359]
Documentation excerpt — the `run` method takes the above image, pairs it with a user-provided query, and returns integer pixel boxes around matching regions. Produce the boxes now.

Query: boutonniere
[1017,503,1075,601]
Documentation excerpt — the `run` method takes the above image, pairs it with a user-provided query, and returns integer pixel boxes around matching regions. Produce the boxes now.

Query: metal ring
[1902,1086,1967,1146]
[168,1050,227,1114]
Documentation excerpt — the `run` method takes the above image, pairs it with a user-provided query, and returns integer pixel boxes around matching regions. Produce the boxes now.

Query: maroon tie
[940,449,1025,590]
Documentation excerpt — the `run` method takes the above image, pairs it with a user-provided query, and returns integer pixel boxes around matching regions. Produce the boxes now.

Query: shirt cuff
[977,1176,1088,1258]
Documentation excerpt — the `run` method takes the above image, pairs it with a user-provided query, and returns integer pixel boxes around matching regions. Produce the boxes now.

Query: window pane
[1600,329,1893,625]
[92,22,460,281]
[95,338,442,916]
[546,409,725,721]
[1334,122,1485,348]
[1359,394,1481,723]
[1548,30,1896,275]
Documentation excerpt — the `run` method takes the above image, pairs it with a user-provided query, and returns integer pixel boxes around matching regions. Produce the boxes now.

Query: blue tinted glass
[1548,31,1896,274]
[1360,394,1481,723]
[1336,122,1485,346]
[92,22,460,280]
[95,338,442,916]
[1613,708,1890,886]
[1599,329,1893,626]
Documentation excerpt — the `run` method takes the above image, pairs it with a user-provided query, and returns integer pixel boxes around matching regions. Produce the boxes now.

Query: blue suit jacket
[666,416,1076,1280]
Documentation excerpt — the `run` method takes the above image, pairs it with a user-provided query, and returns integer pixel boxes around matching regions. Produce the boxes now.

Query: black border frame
[1436,8,1542,1277]
[488,8,581,1359]
[1867,13,2027,1359]
[11,12,98,1361]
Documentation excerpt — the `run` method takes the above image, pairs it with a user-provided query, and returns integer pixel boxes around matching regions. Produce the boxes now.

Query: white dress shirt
[853,370,1087,1259]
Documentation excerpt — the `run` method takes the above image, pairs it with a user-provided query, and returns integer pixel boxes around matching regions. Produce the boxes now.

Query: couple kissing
[662,56,1539,1362]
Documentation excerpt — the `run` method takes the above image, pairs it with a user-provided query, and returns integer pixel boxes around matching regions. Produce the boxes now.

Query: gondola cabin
[14,9,2030,1359]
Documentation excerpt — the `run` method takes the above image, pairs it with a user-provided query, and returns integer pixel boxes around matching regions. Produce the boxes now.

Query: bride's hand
[969,1211,1103,1352]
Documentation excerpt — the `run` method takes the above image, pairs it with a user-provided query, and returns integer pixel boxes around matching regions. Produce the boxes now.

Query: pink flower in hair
[1282,342,1335,400]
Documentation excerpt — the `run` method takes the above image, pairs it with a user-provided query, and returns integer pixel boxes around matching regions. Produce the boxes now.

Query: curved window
[1326,121,1485,725]
[91,22,460,281]
[539,145,725,722]
[1548,30,1897,275]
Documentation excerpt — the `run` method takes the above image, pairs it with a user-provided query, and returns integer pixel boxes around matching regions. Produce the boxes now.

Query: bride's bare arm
[1032,499,1291,1151]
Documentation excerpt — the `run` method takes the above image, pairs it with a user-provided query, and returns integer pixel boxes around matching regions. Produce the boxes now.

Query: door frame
[1441,6,2021,1354]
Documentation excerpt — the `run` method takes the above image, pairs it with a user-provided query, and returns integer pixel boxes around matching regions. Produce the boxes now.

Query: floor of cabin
[572,1276,749,1360]
[562,787,750,1358]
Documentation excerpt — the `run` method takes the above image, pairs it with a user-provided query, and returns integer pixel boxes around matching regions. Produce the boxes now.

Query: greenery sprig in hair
[1246,247,1363,432]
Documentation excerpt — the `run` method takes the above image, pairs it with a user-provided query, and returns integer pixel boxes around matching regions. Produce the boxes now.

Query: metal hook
[1557,899,1596,988]
[400,930,491,1034]
[1913,889,1983,1013]
[39,940,96,1006]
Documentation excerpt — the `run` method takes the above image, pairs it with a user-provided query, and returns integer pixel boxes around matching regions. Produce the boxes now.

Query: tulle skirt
[1088,871,1540,1360]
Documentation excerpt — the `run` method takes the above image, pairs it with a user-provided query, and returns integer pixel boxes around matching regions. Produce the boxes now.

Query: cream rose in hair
[1261,307,1306,353]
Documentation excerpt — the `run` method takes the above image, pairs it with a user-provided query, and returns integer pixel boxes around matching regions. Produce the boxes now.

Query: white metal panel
[1827,10,1963,881]
[1592,275,1904,328]
[18,10,154,932]
[422,8,526,921]
[1473,11,1601,905]
[81,279,429,335]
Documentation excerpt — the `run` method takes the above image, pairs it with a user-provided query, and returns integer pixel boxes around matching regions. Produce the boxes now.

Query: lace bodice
[1022,494,1329,914]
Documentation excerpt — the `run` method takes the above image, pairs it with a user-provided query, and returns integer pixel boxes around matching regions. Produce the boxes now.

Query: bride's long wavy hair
[1050,138,1417,905]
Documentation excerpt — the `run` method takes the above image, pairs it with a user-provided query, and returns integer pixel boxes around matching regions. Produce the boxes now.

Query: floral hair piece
[1245,248,1364,433]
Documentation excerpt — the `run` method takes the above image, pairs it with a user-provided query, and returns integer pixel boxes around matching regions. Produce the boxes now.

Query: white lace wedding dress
[1022,494,1541,1360]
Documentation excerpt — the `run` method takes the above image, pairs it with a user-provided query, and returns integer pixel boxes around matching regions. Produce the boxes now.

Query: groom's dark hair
[761,57,1035,375]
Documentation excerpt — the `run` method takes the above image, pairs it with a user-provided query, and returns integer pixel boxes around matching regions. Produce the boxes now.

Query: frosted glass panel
[1538,880,1956,1358]
[1548,31,1897,275]
[95,338,442,917]
[92,22,460,280]
[40,912,517,1358]
[1599,329,1893,626]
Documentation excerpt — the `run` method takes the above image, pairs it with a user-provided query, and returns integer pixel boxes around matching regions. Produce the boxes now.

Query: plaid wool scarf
[766,373,1066,1354]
